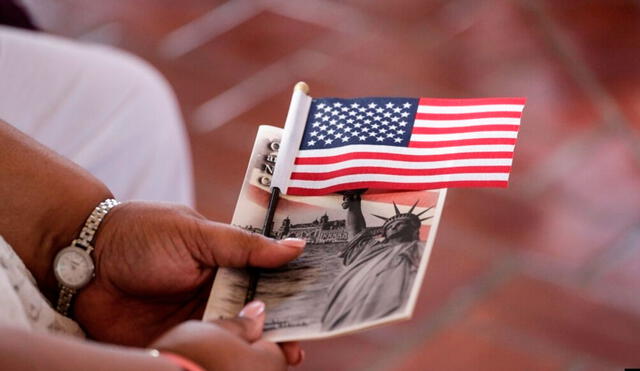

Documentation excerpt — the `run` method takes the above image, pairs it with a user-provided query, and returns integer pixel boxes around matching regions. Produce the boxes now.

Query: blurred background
[17,0,640,369]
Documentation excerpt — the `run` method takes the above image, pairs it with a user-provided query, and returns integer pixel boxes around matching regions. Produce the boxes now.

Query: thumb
[211,301,266,343]
[196,221,306,268]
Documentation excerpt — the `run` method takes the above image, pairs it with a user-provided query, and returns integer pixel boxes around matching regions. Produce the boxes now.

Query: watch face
[54,246,94,289]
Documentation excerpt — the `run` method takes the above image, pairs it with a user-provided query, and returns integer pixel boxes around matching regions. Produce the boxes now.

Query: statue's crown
[372,201,433,230]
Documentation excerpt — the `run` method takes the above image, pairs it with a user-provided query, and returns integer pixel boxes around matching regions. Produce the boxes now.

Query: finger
[279,341,304,366]
[197,221,305,268]
[251,340,288,371]
[210,301,265,342]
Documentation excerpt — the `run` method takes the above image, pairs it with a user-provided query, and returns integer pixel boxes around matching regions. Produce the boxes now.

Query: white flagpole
[271,81,312,194]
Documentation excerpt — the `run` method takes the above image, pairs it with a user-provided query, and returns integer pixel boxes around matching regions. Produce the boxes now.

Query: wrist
[53,198,121,317]
[39,188,114,302]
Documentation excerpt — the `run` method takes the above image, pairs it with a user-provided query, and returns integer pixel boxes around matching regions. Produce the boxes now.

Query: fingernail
[298,349,305,364]
[239,300,265,319]
[279,238,306,249]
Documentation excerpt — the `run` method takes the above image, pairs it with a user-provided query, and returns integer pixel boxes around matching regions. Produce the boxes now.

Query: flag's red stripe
[418,97,526,106]
[294,151,514,165]
[290,166,511,181]
[411,124,520,134]
[409,138,517,148]
[415,111,522,120]
[287,180,509,196]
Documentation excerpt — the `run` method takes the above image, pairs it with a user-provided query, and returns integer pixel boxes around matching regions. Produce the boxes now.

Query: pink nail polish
[239,301,265,319]
[279,238,306,249]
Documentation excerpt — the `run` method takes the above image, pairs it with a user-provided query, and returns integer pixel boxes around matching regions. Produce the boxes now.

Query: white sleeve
[0,236,84,337]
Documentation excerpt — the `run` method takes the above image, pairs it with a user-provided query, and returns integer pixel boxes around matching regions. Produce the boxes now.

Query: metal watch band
[55,198,120,316]
[56,285,76,317]
[73,198,121,253]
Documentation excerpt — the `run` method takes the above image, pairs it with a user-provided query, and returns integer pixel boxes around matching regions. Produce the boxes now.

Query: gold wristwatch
[53,198,120,316]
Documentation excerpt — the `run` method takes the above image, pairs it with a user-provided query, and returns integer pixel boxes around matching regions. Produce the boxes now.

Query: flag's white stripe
[289,173,510,189]
[297,144,515,158]
[409,131,519,142]
[413,117,521,128]
[293,158,513,173]
[417,104,524,114]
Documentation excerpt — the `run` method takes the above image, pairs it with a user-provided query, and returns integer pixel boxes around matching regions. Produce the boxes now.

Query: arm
[0,326,178,371]
[1,301,300,371]
[0,120,305,366]
[0,120,111,302]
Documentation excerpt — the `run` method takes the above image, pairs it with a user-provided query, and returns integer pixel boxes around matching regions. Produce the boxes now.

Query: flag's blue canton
[299,97,419,150]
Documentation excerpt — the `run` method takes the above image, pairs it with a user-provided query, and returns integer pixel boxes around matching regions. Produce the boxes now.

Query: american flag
[285,96,525,196]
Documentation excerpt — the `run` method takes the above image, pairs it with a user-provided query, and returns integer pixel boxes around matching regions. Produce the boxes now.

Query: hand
[151,301,304,370]
[73,201,305,347]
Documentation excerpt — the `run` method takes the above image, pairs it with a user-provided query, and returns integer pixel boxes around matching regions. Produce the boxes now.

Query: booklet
[203,125,447,342]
